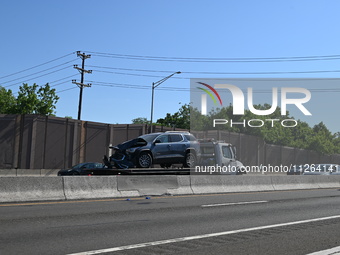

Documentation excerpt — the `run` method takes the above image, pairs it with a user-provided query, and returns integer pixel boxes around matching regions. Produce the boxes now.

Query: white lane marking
[306,246,340,255]
[67,215,340,255]
[201,200,268,207]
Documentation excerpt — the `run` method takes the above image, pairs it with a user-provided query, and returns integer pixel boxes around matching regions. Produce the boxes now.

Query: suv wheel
[184,151,196,168]
[137,152,152,168]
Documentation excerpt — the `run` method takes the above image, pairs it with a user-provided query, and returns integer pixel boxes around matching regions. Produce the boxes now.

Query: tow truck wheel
[236,169,243,175]
[137,152,152,168]
[184,151,196,168]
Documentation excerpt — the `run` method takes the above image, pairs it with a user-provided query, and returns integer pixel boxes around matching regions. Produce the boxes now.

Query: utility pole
[73,51,92,120]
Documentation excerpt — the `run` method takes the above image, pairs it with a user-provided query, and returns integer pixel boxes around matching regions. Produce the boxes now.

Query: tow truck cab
[199,139,246,175]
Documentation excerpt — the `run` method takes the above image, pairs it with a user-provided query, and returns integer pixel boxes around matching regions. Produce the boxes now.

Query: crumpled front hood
[113,137,148,152]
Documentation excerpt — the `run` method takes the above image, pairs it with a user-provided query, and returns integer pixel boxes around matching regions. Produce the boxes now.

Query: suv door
[169,134,186,161]
[152,134,172,163]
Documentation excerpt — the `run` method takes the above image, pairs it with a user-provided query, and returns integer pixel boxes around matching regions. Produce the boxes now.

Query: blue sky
[1,0,340,132]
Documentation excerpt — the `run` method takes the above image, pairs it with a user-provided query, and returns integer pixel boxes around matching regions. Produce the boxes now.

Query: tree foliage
[158,103,340,155]
[156,104,190,130]
[0,87,16,113]
[0,83,59,115]
[131,117,149,124]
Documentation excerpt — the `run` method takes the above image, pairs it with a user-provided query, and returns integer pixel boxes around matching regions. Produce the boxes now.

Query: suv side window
[156,134,169,143]
[184,134,197,141]
[222,146,233,159]
[169,134,183,142]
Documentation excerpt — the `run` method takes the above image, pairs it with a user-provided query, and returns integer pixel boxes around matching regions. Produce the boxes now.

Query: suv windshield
[139,134,161,142]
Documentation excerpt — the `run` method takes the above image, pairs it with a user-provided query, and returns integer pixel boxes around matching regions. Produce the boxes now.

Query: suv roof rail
[198,138,227,143]
[165,131,190,133]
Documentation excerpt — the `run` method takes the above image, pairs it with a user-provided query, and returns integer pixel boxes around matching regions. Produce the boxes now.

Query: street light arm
[153,71,181,88]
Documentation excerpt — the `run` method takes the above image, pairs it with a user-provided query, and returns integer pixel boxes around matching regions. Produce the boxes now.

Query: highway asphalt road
[1,188,340,255]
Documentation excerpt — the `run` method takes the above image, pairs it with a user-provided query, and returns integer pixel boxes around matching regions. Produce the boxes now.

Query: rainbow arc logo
[197,82,223,106]
[197,82,223,115]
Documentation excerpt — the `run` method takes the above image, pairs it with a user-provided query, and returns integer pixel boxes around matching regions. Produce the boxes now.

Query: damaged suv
[107,131,200,169]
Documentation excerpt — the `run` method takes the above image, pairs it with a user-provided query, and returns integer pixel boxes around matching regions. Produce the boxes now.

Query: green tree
[306,122,337,154]
[288,121,314,149]
[35,83,59,115]
[16,83,59,115]
[1,83,59,115]
[131,117,149,124]
[156,104,190,129]
[0,87,16,113]
[190,106,210,131]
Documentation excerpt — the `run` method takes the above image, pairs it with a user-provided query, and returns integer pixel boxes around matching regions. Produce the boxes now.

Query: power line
[89,81,186,91]
[87,65,174,73]
[0,52,75,80]
[49,74,79,87]
[9,74,78,90]
[91,69,340,80]
[88,80,340,93]
[58,87,78,93]
[10,75,78,95]
[12,82,78,96]
[4,65,338,91]
[1,59,78,85]
[91,69,188,79]
[86,51,340,63]
[88,65,340,75]
[3,66,73,88]
[51,80,75,88]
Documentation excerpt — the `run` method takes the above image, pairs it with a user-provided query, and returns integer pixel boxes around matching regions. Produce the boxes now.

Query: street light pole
[150,71,181,131]
[150,81,156,127]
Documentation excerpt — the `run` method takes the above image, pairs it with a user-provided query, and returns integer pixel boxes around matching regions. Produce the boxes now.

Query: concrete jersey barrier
[190,175,274,194]
[63,176,121,200]
[117,175,179,196]
[1,175,340,203]
[271,175,320,190]
[0,177,65,202]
